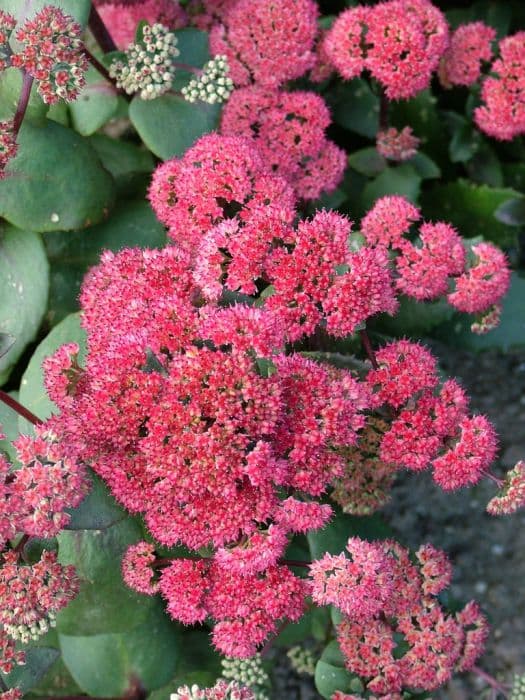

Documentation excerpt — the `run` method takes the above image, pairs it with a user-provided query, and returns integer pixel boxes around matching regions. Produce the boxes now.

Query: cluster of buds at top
[0,11,16,71]
[11,6,88,104]
[109,22,179,100]
[181,55,234,104]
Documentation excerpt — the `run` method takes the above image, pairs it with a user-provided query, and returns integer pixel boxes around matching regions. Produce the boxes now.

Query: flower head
[474,32,525,140]
[0,11,16,71]
[448,241,511,315]
[182,55,234,104]
[0,120,17,178]
[376,126,420,162]
[109,22,179,99]
[13,6,88,104]
[209,0,318,87]
[487,461,525,515]
[439,22,495,87]
[97,0,187,49]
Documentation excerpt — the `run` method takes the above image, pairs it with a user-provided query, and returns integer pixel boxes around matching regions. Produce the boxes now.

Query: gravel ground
[273,346,525,700]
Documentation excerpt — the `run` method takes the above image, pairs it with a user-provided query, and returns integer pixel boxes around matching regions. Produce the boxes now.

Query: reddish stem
[13,534,30,556]
[82,47,130,101]
[12,71,34,138]
[88,4,118,54]
[484,471,504,488]
[472,666,510,697]
[0,390,42,426]
[280,558,311,569]
[379,85,389,131]
[173,61,202,74]
[359,328,379,370]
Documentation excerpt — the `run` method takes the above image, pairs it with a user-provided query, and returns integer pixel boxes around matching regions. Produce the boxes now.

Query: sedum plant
[0,0,524,699]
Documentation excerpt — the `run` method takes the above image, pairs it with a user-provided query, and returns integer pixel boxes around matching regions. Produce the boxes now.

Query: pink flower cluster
[221,87,345,200]
[475,32,525,140]
[439,22,495,88]
[44,243,389,654]
[361,196,510,318]
[0,120,17,178]
[487,461,525,516]
[148,133,296,255]
[310,537,488,695]
[149,135,399,341]
[0,549,79,643]
[209,0,318,88]
[0,424,84,693]
[376,126,420,162]
[172,680,254,699]
[0,428,87,546]
[0,11,16,71]
[367,340,498,490]
[159,558,304,656]
[11,6,88,104]
[324,0,449,99]
[331,418,398,516]
[96,0,187,49]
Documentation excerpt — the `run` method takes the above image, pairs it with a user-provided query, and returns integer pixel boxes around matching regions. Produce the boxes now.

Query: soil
[273,345,525,700]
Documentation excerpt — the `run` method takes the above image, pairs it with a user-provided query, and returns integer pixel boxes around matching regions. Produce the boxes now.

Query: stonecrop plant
[0,0,524,699]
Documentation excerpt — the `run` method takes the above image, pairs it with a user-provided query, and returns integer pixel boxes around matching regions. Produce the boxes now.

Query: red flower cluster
[0,120,17,177]
[439,22,495,88]
[159,559,304,656]
[361,196,510,317]
[150,140,400,341]
[367,340,498,490]
[324,0,449,99]
[475,32,525,140]
[376,126,420,162]
[11,6,88,104]
[148,133,296,256]
[0,11,16,71]
[97,0,187,49]
[209,0,318,87]
[311,537,487,695]
[44,244,382,653]
[221,87,345,200]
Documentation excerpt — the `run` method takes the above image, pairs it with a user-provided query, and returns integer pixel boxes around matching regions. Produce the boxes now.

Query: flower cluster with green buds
[221,655,271,700]
[512,673,525,700]
[109,22,179,100]
[181,55,234,104]
[287,646,316,676]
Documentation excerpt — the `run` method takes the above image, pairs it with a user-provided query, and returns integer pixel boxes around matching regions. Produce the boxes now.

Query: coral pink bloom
[221,87,345,200]
[209,0,318,87]
[475,32,525,140]
[322,6,370,80]
[448,241,511,314]
[361,196,421,249]
[439,22,495,87]
[97,0,187,49]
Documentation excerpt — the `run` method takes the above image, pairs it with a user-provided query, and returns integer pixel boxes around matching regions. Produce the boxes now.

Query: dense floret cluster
[311,537,487,695]
[324,0,449,99]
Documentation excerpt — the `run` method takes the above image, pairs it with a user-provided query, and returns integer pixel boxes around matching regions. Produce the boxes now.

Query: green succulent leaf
[0,223,49,386]
[0,120,116,232]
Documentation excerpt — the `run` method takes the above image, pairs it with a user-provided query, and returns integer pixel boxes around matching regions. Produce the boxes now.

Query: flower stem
[82,47,130,100]
[173,61,202,74]
[359,328,379,370]
[0,390,42,426]
[12,71,34,138]
[472,665,511,697]
[88,4,117,54]
[379,86,389,131]
[280,558,311,568]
